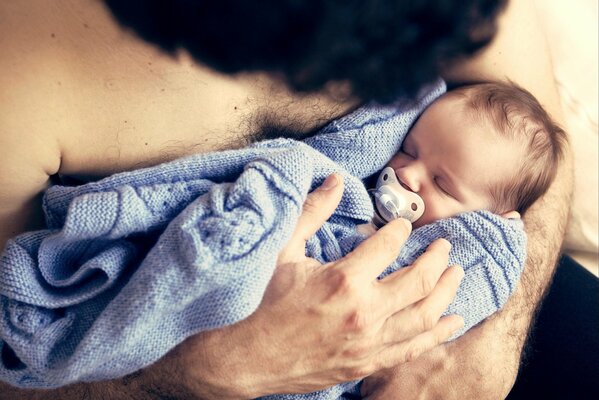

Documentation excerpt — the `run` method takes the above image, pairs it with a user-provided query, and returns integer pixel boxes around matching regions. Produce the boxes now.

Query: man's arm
[362,0,574,397]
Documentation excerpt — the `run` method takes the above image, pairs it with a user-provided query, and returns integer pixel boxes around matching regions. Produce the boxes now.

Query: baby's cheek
[415,198,449,227]
[413,208,435,228]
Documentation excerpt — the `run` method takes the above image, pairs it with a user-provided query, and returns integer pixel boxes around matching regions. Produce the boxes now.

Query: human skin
[0,0,572,399]
[386,94,523,228]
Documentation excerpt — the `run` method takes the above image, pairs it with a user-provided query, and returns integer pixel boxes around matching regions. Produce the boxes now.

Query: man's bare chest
[1,0,356,180]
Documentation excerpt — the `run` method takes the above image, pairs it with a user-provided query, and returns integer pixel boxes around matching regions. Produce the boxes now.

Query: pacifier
[370,167,425,226]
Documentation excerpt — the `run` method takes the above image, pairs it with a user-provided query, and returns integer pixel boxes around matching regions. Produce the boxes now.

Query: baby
[369,81,566,230]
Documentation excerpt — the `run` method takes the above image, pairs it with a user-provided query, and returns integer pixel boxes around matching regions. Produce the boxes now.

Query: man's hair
[451,82,567,215]
[103,0,506,103]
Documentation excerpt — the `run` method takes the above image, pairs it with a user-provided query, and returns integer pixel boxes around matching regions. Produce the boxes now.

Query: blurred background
[537,0,598,276]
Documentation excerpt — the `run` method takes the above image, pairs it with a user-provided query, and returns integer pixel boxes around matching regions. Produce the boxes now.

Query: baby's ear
[501,211,521,219]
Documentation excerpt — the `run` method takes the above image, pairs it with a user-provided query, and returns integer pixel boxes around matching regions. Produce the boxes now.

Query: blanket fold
[0,79,526,398]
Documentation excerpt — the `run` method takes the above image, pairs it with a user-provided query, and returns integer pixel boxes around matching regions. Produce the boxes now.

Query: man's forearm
[504,141,573,348]
[0,359,197,400]
[0,347,196,400]
[0,374,156,400]
[472,139,574,387]
[0,380,131,400]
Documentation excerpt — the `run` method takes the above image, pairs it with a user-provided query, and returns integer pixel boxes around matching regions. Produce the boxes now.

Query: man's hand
[147,174,464,399]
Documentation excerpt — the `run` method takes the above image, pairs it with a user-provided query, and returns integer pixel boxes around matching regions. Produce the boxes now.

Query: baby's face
[386,95,523,228]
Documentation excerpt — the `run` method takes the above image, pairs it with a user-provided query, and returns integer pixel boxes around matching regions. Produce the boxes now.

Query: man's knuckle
[342,343,369,359]
[404,344,423,363]
[420,309,438,332]
[349,330,379,354]
[434,326,449,345]
[302,198,319,215]
[343,309,370,333]
[379,231,399,252]
[414,268,435,296]
[323,268,353,298]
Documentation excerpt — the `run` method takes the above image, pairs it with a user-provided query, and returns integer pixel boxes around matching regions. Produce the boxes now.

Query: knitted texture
[0,80,526,398]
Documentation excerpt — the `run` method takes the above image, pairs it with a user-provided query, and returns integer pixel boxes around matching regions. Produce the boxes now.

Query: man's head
[387,81,566,227]
[103,0,507,103]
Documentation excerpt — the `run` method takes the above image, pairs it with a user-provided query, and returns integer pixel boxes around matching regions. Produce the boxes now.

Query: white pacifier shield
[374,167,425,223]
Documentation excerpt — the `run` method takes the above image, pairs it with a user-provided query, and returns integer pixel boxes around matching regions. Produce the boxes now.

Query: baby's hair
[448,81,567,215]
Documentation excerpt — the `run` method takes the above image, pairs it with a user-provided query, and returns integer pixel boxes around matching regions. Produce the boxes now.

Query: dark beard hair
[103,0,506,103]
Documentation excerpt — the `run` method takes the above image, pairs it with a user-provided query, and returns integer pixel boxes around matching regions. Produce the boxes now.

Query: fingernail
[320,174,339,190]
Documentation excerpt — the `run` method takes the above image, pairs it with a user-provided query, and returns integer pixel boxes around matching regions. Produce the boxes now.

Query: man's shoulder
[0,11,63,248]
[0,1,69,174]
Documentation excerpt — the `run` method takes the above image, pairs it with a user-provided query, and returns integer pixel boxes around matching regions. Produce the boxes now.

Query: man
[0,0,577,398]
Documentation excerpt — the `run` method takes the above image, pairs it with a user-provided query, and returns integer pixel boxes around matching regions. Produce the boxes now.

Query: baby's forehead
[412,95,487,137]
[442,95,523,144]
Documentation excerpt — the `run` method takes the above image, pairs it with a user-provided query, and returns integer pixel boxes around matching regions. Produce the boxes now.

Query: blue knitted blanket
[0,80,526,398]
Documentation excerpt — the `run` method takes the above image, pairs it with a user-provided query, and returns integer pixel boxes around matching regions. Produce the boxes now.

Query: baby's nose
[397,165,422,192]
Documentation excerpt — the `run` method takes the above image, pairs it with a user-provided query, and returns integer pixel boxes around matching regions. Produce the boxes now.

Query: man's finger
[336,217,412,280]
[376,314,464,369]
[381,265,464,343]
[279,174,344,263]
[378,238,452,310]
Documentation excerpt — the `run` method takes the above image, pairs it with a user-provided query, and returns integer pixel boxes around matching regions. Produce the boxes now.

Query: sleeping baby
[367,81,566,233]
